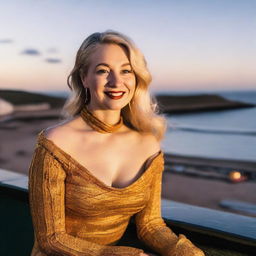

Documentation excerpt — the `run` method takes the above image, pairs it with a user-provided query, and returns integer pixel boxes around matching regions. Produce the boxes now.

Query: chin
[103,101,129,110]
[105,105,125,111]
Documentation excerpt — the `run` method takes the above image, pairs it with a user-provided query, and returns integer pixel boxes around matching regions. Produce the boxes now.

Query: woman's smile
[104,91,126,100]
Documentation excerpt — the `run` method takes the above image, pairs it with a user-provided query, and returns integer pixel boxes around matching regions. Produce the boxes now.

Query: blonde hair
[62,30,167,141]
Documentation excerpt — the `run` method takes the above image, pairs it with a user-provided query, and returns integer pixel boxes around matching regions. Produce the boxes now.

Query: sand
[0,109,255,218]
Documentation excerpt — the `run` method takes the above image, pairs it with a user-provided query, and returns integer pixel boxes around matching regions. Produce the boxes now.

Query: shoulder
[44,124,67,140]
[139,133,161,154]
[43,119,76,146]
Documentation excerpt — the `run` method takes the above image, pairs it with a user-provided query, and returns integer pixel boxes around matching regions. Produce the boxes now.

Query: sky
[0,0,256,93]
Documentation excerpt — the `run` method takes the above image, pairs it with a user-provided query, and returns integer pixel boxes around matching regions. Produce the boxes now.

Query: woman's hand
[168,234,205,256]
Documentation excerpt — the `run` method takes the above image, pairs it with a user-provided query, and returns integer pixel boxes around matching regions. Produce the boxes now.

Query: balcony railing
[0,168,255,256]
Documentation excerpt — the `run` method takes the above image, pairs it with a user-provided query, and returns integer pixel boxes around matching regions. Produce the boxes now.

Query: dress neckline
[37,129,164,191]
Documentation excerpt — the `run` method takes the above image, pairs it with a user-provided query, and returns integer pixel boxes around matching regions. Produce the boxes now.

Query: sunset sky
[0,0,255,93]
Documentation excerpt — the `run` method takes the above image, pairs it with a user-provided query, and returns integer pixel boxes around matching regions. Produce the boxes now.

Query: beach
[1,102,255,218]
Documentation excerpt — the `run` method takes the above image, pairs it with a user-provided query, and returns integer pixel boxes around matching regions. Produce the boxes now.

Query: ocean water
[161,90,256,161]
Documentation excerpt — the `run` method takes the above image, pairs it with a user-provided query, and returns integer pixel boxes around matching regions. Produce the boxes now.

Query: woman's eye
[96,69,109,74]
[122,69,133,74]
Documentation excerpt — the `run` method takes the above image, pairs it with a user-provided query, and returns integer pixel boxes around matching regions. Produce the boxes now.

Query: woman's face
[81,43,136,111]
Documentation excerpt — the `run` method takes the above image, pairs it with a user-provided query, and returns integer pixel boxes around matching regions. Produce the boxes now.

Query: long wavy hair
[62,30,167,141]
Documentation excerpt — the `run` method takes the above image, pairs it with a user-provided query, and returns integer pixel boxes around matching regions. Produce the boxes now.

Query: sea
[161,90,256,162]
[42,90,256,162]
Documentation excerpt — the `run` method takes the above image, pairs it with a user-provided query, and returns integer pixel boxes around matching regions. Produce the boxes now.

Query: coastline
[0,110,255,217]
[0,89,255,217]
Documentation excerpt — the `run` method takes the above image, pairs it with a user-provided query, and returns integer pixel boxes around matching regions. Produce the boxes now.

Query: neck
[86,105,121,126]
[80,105,124,134]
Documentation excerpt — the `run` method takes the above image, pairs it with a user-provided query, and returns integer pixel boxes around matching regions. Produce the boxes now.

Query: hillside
[0,89,66,108]
[155,94,255,114]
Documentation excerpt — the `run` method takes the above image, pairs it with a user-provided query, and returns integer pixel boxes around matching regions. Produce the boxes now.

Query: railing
[0,168,255,256]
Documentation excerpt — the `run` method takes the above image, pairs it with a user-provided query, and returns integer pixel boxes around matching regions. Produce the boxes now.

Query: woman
[28,30,205,256]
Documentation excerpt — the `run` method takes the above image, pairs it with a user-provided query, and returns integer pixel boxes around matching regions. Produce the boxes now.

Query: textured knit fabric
[28,130,205,256]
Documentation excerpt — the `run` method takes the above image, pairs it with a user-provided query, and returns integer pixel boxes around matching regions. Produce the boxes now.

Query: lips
[104,91,125,100]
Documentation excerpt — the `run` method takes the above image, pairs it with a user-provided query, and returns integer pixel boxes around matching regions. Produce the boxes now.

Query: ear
[80,72,87,87]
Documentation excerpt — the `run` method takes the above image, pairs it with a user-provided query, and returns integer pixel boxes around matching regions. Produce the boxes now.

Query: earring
[85,87,89,104]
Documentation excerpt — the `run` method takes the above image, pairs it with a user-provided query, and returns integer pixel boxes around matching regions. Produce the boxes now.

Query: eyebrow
[95,62,131,68]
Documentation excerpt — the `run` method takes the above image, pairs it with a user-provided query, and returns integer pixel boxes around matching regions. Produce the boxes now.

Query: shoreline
[1,107,255,175]
[165,153,256,174]
[0,108,255,217]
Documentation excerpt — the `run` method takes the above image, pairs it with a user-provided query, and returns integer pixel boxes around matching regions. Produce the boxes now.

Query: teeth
[106,92,124,96]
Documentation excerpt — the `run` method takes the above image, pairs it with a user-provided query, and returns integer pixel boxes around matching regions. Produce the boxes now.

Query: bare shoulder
[43,119,76,145]
[140,133,161,154]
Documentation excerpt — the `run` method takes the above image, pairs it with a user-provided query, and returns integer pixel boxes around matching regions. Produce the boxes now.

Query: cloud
[0,39,13,44]
[21,48,41,56]
[45,58,62,63]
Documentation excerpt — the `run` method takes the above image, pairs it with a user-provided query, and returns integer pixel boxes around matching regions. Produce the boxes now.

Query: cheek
[89,77,108,100]
[88,76,104,89]
[125,76,136,89]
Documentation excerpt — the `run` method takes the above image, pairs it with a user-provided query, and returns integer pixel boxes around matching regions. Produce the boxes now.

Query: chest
[76,148,153,188]
[64,135,157,188]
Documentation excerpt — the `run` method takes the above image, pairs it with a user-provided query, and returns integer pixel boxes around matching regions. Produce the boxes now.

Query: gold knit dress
[28,107,205,256]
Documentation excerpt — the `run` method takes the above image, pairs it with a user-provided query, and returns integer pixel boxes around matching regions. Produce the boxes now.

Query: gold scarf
[80,105,123,133]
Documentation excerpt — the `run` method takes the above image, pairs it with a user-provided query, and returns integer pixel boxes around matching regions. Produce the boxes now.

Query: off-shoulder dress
[28,130,204,256]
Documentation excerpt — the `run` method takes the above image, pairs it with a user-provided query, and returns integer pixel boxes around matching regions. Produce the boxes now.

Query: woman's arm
[134,155,205,256]
[29,143,144,256]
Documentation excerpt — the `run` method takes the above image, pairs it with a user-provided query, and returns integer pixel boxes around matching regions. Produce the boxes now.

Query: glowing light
[229,171,242,181]
[229,170,247,183]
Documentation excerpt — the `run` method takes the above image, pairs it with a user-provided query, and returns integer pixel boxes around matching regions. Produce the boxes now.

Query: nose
[107,71,123,87]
